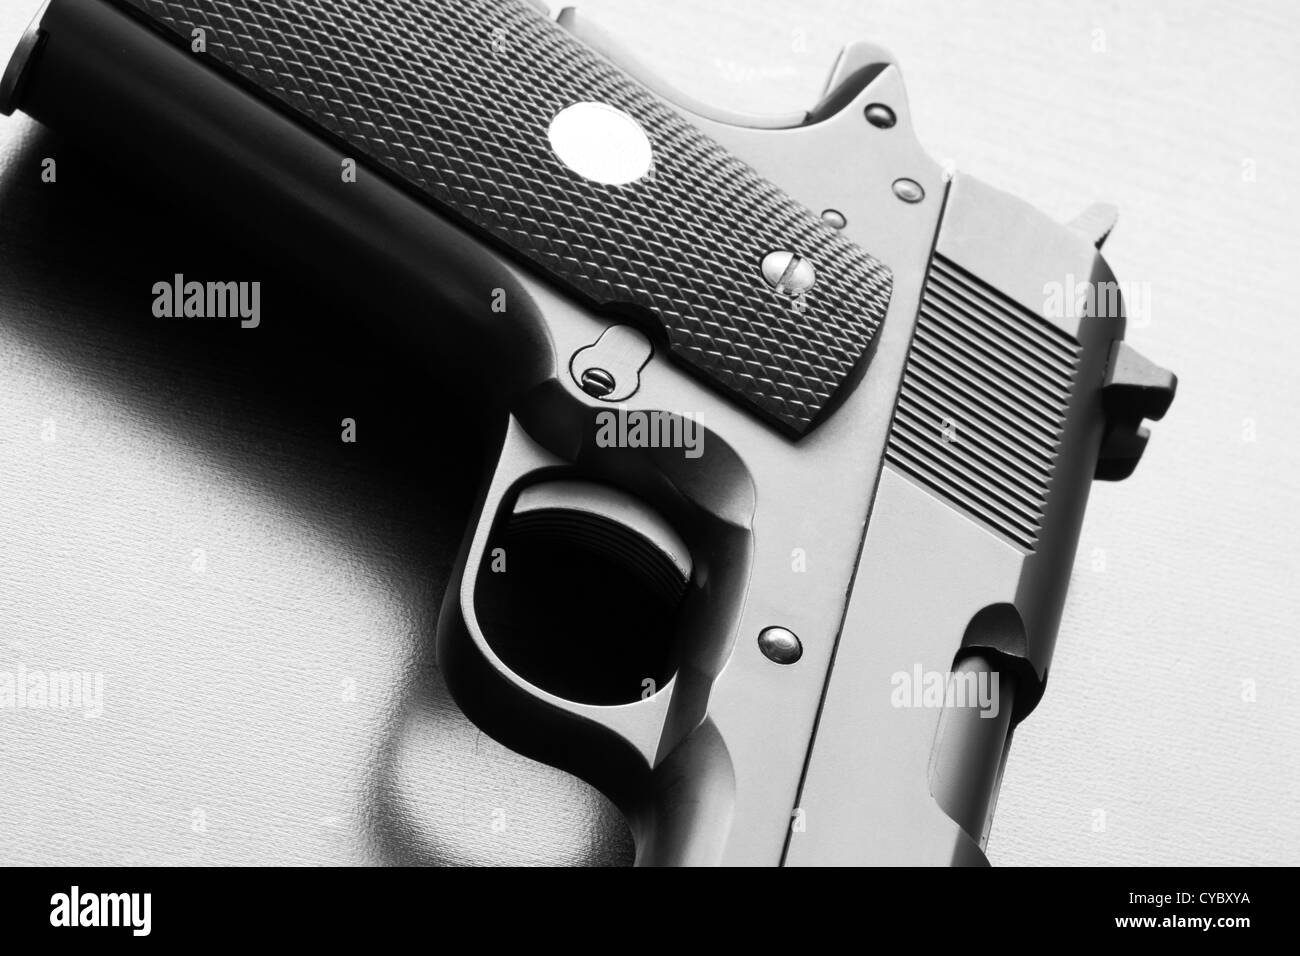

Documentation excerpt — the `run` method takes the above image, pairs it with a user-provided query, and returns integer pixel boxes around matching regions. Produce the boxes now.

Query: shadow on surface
[0,123,635,866]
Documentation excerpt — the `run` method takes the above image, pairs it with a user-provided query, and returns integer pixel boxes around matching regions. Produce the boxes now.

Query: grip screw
[758,626,803,664]
[761,251,817,296]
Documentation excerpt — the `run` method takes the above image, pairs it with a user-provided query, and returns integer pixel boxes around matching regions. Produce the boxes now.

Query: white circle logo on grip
[547,102,654,186]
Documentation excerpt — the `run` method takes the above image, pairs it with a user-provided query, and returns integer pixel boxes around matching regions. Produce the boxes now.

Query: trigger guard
[437,415,678,772]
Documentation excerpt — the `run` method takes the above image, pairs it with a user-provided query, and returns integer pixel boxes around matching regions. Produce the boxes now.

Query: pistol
[2,0,1176,865]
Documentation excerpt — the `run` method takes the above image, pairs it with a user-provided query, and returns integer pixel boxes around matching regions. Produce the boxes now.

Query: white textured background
[0,0,1296,865]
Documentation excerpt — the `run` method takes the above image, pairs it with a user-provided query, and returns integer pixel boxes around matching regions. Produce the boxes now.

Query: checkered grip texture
[112,0,892,435]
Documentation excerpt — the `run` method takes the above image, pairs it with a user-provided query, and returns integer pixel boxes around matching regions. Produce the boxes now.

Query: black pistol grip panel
[112,0,892,435]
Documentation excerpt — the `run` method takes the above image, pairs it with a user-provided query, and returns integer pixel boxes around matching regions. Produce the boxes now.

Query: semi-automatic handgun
[1,0,1177,865]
